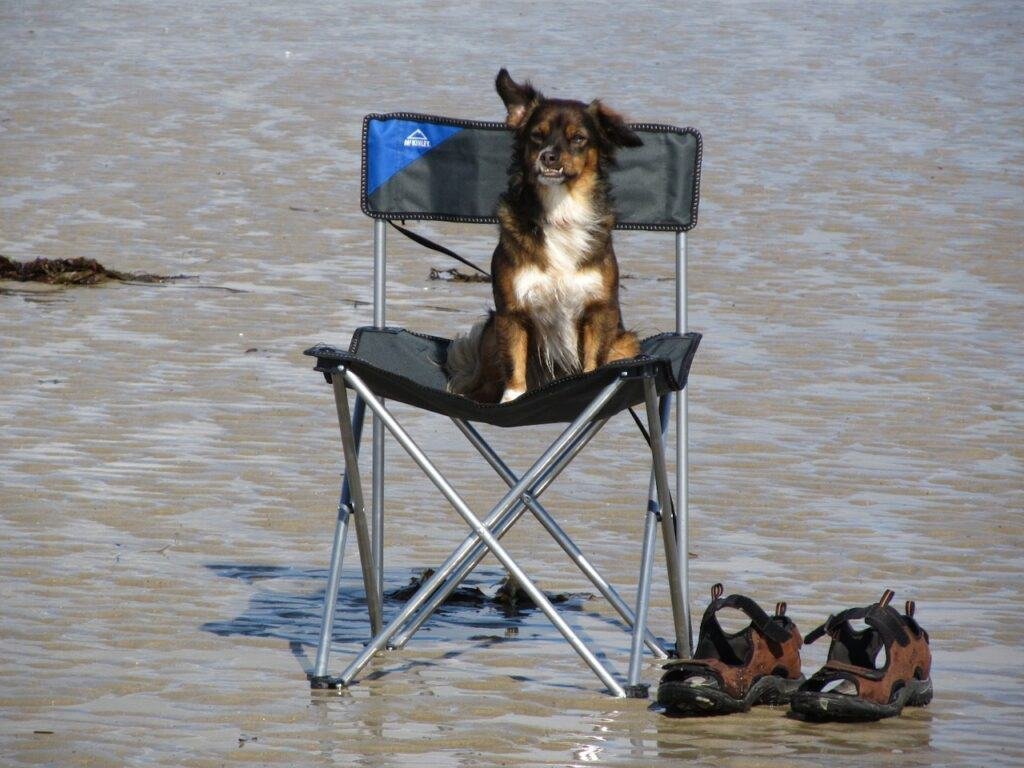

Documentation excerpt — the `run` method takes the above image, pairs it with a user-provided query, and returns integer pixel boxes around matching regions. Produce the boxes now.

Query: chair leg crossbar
[309,366,689,698]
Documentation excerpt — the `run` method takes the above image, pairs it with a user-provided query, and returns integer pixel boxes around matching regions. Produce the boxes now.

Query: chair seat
[305,327,701,428]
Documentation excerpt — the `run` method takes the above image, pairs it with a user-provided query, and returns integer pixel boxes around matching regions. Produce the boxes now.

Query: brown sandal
[790,589,933,721]
[657,583,804,716]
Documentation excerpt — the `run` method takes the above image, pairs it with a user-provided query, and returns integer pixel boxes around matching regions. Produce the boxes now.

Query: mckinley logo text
[404,129,431,148]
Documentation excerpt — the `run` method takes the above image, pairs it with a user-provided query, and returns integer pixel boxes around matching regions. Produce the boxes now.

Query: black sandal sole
[658,674,805,717]
[790,678,933,722]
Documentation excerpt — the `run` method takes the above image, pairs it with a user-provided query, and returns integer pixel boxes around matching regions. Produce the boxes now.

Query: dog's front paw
[500,386,526,403]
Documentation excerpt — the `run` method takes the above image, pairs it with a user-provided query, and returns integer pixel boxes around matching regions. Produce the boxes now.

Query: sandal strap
[804,598,911,648]
[701,587,791,645]
[805,661,874,689]
[818,660,882,681]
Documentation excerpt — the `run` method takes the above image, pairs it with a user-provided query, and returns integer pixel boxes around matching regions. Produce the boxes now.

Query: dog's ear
[496,69,542,129]
[587,100,643,150]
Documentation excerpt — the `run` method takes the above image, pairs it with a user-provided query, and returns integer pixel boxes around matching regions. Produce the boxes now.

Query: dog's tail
[445,313,492,395]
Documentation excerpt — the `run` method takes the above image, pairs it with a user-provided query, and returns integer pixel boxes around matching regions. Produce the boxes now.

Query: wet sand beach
[1,2,1022,766]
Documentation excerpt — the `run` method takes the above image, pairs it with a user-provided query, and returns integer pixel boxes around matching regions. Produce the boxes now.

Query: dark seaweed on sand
[0,255,188,285]
[428,267,491,284]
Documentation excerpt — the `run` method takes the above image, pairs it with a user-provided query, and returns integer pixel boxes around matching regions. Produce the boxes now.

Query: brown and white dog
[446,69,643,404]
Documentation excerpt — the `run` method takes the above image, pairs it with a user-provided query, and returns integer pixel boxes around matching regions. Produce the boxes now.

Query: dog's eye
[571,135,587,147]
[529,129,545,144]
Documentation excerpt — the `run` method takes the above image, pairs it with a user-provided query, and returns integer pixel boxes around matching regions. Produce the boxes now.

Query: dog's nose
[540,149,560,168]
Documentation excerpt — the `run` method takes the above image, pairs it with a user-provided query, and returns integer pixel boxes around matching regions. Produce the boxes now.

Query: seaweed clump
[428,267,491,284]
[0,255,185,285]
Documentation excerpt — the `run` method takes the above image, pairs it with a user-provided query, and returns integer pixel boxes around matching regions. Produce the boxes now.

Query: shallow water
[1,1,1022,766]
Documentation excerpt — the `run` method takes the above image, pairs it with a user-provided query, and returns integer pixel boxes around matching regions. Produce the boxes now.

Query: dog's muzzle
[536,147,566,185]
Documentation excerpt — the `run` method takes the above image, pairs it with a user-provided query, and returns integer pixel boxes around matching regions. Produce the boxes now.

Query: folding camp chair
[305,112,702,697]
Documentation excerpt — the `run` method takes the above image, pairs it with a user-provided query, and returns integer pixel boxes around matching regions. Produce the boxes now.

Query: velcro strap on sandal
[804,607,862,645]
[804,603,910,648]
[701,593,792,645]
[865,604,911,647]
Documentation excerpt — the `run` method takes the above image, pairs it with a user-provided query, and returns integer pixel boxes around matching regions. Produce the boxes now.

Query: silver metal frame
[676,231,692,656]
[310,222,694,697]
[372,220,386,603]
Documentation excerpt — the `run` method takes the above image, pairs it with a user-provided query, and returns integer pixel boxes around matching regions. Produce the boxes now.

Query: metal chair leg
[623,386,674,695]
[626,500,660,696]
[311,392,366,682]
[333,375,383,636]
[644,377,689,657]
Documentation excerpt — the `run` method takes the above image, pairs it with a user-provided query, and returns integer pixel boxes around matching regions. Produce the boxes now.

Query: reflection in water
[201,563,599,677]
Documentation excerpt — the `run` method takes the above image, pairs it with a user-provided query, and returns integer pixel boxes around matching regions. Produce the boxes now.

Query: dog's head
[496,69,642,190]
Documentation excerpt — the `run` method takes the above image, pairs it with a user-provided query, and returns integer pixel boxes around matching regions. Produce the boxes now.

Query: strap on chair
[387,220,492,279]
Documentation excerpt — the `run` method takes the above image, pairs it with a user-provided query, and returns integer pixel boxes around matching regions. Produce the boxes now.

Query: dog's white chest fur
[512,186,603,377]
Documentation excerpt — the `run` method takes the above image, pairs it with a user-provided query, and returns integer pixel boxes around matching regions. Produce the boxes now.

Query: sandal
[657,583,804,716]
[790,589,933,721]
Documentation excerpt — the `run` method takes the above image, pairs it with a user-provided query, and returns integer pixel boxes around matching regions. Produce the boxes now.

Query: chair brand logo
[403,129,431,148]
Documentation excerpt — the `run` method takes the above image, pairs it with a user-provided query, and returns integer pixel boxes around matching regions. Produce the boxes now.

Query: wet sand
[1,1,1022,766]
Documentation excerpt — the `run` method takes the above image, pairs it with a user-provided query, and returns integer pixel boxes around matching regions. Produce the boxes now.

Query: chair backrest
[361,113,702,232]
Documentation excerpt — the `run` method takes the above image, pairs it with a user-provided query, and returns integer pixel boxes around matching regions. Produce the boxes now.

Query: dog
[446,69,643,404]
